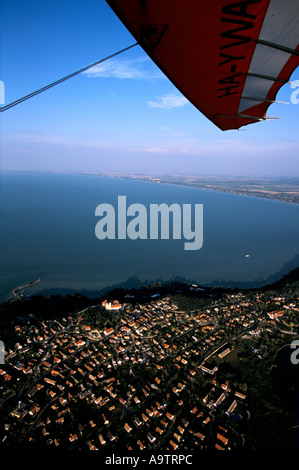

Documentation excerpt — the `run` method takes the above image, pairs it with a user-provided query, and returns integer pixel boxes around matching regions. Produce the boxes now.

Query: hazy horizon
[2,168,299,181]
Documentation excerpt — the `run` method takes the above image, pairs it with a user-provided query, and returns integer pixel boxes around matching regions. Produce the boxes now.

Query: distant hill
[261,265,299,293]
[203,254,299,290]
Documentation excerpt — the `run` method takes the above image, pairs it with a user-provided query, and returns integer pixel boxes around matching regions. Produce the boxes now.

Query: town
[0,273,298,452]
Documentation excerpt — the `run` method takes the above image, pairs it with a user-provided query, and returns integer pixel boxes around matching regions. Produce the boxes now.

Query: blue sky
[1,0,299,177]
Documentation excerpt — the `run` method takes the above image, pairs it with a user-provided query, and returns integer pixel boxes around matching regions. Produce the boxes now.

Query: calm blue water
[0,171,299,301]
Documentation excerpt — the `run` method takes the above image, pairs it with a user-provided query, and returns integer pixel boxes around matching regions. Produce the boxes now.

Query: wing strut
[0,43,138,112]
[256,39,299,56]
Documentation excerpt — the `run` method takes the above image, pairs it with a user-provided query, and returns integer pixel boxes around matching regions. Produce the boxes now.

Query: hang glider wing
[106,0,299,130]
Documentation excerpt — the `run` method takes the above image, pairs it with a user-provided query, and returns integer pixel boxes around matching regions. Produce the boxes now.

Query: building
[102,300,122,311]
[199,364,218,375]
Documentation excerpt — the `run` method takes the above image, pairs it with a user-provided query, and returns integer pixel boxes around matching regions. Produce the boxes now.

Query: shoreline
[3,170,299,205]
[95,173,299,205]
[4,263,299,306]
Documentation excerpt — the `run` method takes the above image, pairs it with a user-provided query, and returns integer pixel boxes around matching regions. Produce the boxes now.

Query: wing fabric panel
[106,0,299,130]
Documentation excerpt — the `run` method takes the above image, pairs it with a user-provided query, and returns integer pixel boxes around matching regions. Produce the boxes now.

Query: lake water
[1,171,299,301]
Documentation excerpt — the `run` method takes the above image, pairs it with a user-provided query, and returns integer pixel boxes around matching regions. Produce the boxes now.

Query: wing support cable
[247,72,292,84]
[0,42,138,112]
[241,96,289,105]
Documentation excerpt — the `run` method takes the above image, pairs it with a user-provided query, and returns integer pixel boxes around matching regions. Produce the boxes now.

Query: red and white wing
[106,0,299,130]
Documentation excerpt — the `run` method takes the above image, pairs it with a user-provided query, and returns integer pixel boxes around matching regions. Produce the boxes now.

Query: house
[29,405,40,416]
[203,416,211,425]
[147,432,156,443]
[169,440,178,450]
[134,417,142,427]
[215,443,225,450]
[166,412,175,421]
[44,378,56,386]
[87,441,97,450]
[267,310,285,320]
[137,440,145,450]
[107,431,117,442]
[124,423,132,433]
[104,327,114,336]
[217,433,228,446]
[95,396,103,405]
[99,434,106,445]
